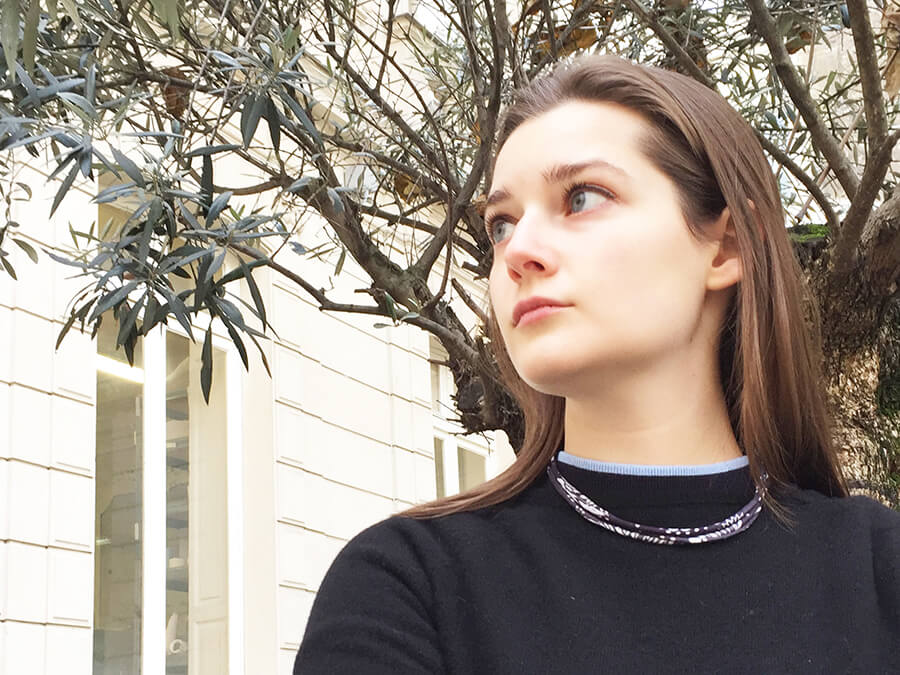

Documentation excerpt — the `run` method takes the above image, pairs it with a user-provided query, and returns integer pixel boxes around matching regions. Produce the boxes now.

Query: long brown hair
[398,54,849,527]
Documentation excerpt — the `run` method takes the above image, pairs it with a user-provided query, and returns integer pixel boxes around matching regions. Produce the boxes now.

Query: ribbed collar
[557,449,750,476]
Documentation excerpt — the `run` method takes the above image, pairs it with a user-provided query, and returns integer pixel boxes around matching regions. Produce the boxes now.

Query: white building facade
[0,152,516,673]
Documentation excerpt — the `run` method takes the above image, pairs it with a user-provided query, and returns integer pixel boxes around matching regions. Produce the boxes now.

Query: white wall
[1,165,98,675]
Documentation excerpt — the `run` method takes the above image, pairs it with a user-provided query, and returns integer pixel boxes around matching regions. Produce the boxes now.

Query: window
[429,336,456,419]
[94,322,233,674]
[94,323,144,674]
[457,447,486,493]
[431,435,488,497]
[429,335,490,497]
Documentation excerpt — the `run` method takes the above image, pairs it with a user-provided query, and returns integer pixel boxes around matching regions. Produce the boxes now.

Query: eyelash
[484,181,615,243]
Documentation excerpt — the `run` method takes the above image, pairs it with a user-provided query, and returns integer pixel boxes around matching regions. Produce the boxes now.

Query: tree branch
[412,0,504,313]
[452,276,488,326]
[846,0,888,147]
[528,0,598,78]
[356,201,484,261]
[493,0,526,89]
[540,0,559,62]
[832,128,900,281]
[860,182,900,295]
[621,0,839,231]
[232,241,483,366]
[745,0,860,200]
[319,0,456,190]
[755,131,840,231]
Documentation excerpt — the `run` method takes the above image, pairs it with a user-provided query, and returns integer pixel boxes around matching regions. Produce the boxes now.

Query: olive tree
[1,0,899,504]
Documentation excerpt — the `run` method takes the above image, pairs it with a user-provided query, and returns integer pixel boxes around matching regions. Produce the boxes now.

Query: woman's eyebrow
[485,159,629,208]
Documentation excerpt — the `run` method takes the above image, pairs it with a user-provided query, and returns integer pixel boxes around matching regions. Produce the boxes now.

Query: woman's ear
[706,206,743,292]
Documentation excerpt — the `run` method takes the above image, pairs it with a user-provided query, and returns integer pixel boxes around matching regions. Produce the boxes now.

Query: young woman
[293,55,900,673]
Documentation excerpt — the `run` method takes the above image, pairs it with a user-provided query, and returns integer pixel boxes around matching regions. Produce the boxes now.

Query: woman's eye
[486,186,612,246]
[569,187,609,214]
[487,218,511,245]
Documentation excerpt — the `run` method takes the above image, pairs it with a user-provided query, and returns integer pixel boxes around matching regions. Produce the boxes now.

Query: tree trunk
[805,234,900,508]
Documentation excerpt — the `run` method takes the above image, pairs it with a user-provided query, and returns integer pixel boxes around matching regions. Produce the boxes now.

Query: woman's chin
[513,356,587,395]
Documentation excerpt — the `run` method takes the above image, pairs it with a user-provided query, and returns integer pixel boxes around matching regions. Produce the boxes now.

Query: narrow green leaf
[215,296,244,327]
[185,144,241,157]
[334,247,346,275]
[216,257,267,285]
[117,292,146,347]
[383,291,397,321]
[240,94,265,148]
[85,62,96,105]
[205,248,225,283]
[221,314,248,369]
[326,187,344,216]
[111,147,145,187]
[159,287,194,339]
[246,331,271,377]
[138,218,153,264]
[0,255,17,279]
[201,323,213,403]
[206,190,232,224]
[22,0,39,74]
[265,96,281,153]
[50,164,80,218]
[200,154,213,214]
[240,259,266,330]
[57,92,97,118]
[12,238,38,263]
[1,0,19,80]
[285,176,313,193]
[142,291,160,335]
[55,311,79,350]
[277,88,321,144]
[123,325,137,366]
[90,280,139,321]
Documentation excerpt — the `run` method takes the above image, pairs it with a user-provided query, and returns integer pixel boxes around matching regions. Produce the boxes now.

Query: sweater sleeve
[292,516,446,674]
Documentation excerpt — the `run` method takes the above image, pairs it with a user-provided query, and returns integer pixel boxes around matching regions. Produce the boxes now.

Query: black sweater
[293,453,900,674]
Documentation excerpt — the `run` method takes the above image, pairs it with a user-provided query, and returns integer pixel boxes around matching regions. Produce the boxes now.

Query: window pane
[458,449,486,493]
[94,322,144,674]
[166,332,229,675]
[430,362,441,415]
[434,437,445,499]
[166,333,190,674]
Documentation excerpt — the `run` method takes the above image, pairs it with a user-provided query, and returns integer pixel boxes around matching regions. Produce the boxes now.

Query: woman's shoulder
[784,485,900,523]
[780,486,900,554]
[336,494,533,568]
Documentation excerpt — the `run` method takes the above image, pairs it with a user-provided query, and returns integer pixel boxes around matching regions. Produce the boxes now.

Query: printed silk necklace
[546,454,769,545]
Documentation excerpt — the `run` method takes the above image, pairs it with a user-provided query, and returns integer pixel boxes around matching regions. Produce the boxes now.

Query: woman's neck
[562,358,742,466]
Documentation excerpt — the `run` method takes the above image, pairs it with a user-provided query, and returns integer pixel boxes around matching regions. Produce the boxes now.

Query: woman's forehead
[490,103,651,196]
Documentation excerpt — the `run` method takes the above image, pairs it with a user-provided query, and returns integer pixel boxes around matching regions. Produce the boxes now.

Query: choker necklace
[546,453,769,545]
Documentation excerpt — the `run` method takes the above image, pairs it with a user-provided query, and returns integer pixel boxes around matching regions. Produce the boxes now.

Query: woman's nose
[502,211,558,280]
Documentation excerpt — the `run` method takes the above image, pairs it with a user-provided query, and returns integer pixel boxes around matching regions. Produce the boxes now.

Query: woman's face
[487,100,724,397]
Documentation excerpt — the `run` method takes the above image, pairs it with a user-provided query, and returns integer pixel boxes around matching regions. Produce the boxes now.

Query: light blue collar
[557,450,749,476]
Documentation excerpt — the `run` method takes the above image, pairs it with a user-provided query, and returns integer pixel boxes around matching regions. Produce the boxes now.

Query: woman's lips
[516,305,568,327]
